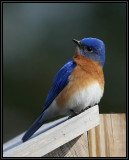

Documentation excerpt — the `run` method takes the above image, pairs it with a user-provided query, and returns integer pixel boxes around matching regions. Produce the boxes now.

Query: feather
[22,58,76,142]
[42,58,77,112]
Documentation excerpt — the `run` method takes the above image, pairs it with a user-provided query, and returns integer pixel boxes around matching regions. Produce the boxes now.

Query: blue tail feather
[22,113,45,142]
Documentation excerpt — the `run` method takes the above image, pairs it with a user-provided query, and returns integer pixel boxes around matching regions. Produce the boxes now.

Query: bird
[22,37,105,142]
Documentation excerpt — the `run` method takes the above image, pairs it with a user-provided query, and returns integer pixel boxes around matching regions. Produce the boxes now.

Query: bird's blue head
[73,38,105,67]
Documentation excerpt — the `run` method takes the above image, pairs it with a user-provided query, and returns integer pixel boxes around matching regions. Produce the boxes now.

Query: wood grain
[3,105,99,157]
[3,109,126,157]
[44,114,126,157]
[44,133,89,157]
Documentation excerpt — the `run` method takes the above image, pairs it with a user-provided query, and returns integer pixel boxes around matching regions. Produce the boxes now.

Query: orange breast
[56,53,104,109]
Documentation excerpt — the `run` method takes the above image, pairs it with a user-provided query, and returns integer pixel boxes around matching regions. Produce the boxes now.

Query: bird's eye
[86,46,93,52]
[82,46,93,53]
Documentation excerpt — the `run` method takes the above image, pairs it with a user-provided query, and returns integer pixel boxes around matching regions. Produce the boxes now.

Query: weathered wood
[44,133,89,157]
[88,114,126,157]
[44,114,126,157]
[88,114,106,157]
[3,105,99,157]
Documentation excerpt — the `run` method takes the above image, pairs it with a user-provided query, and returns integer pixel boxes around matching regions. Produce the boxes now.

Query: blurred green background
[3,3,126,143]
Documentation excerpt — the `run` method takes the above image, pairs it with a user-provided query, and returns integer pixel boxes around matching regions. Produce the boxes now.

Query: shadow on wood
[44,134,89,157]
[44,114,126,157]
[3,106,126,157]
[3,105,99,157]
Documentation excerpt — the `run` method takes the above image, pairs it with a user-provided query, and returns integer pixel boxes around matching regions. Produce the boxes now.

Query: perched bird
[22,37,105,142]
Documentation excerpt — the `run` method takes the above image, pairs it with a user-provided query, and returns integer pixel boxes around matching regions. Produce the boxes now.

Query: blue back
[42,58,77,112]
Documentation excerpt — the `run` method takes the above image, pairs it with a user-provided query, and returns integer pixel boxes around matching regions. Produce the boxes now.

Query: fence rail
[45,114,126,157]
[3,105,126,157]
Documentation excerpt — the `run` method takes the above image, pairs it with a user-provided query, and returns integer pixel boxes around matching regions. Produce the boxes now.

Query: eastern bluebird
[22,37,105,142]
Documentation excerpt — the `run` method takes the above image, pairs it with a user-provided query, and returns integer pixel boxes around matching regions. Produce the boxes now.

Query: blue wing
[42,57,77,112]
[22,57,77,142]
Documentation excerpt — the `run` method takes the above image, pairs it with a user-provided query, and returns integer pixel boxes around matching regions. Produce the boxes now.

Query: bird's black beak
[73,39,81,47]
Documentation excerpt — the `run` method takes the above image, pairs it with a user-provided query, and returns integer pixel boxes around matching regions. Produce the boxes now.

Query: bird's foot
[68,109,79,119]
[68,104,98,119]
[80,103,98,113]
[79,106,91,113]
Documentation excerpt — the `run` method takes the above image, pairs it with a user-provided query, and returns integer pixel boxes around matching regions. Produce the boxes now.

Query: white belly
[66,82,104,114]
[42,82,104,121]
